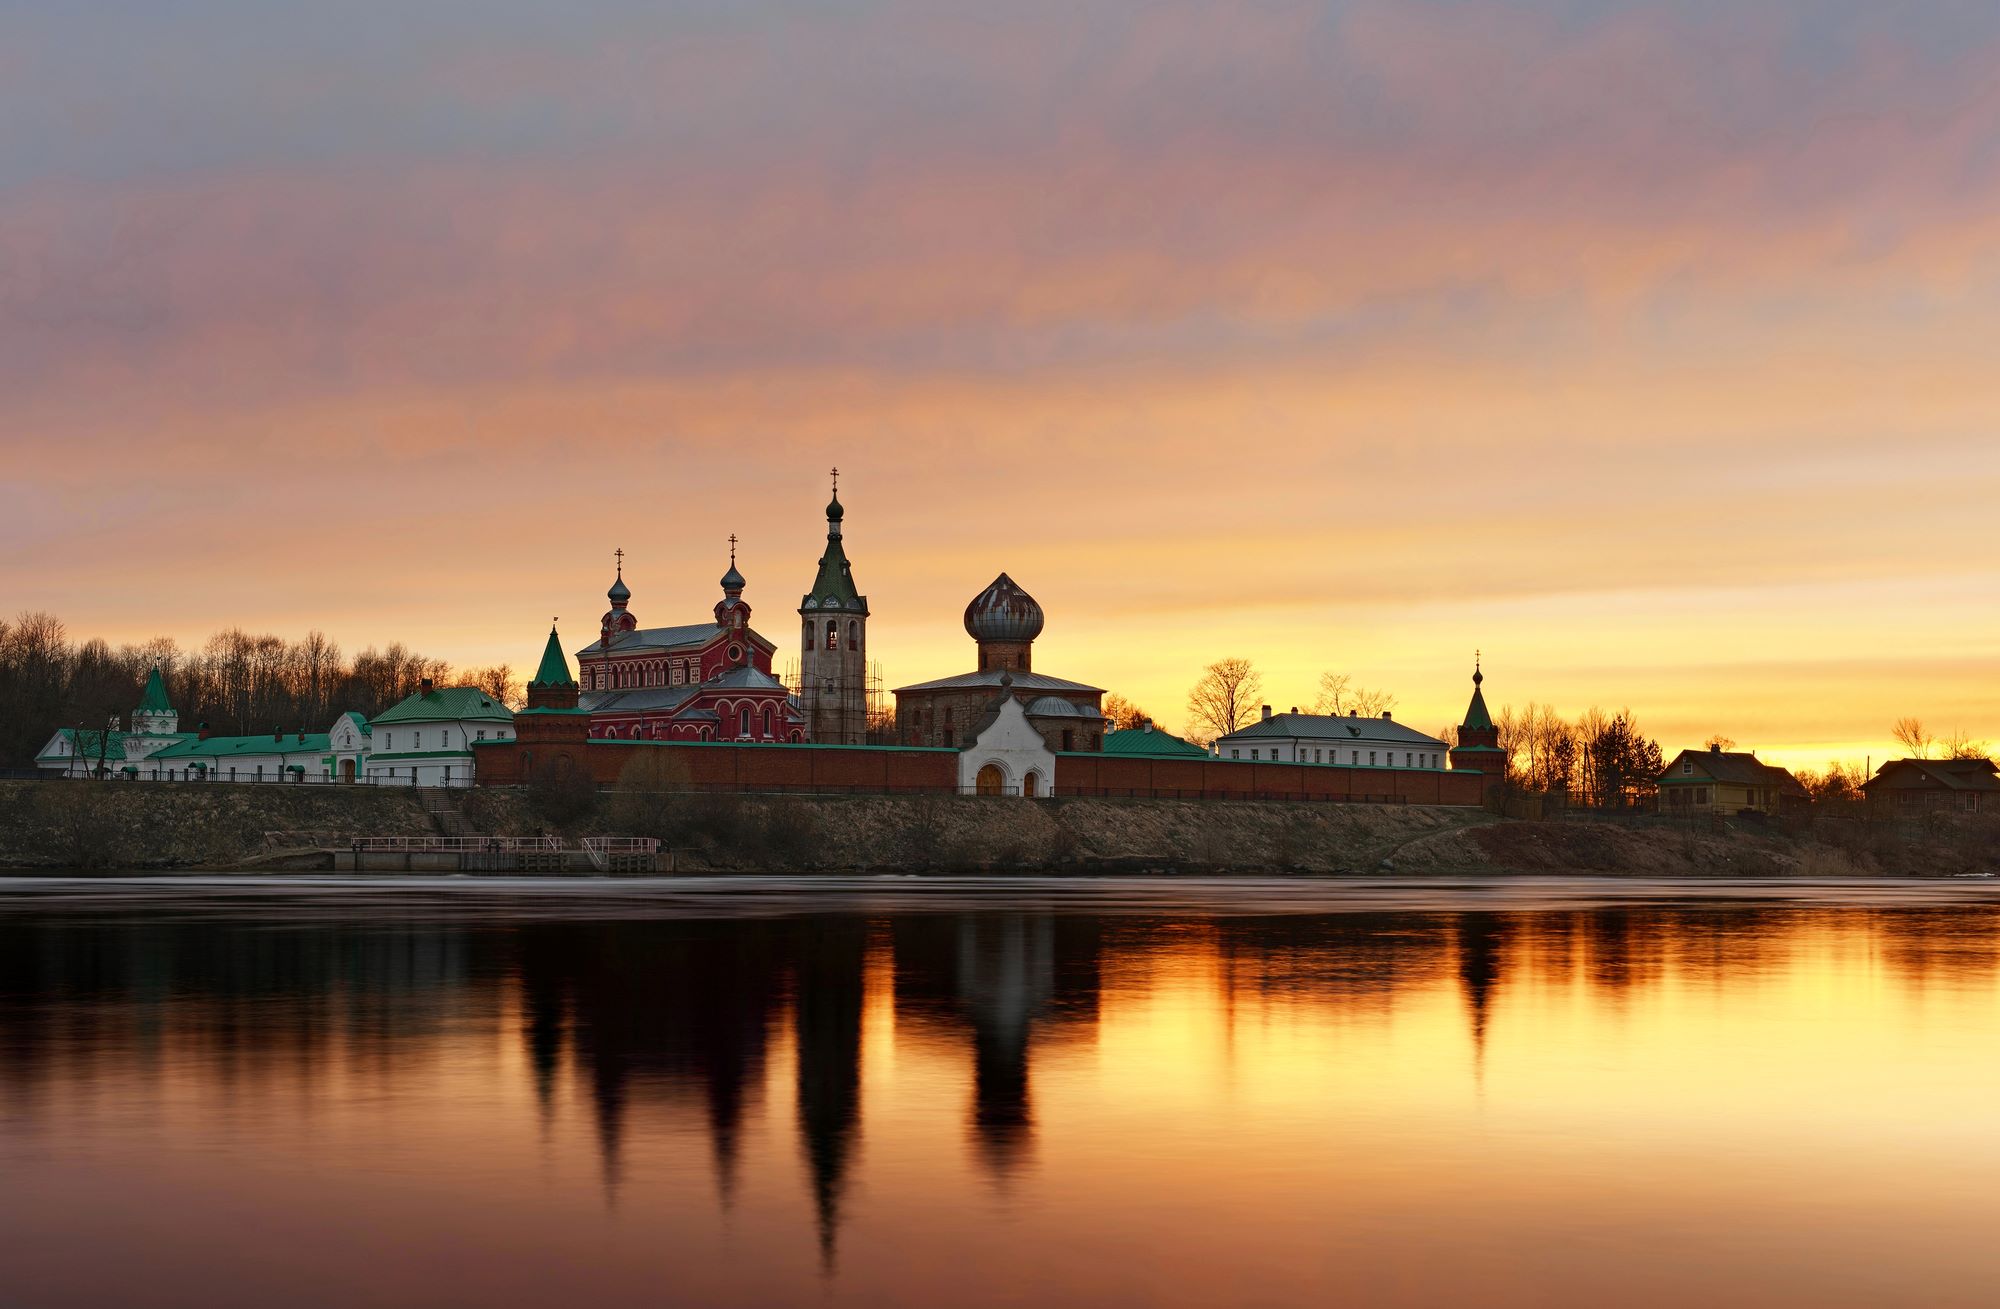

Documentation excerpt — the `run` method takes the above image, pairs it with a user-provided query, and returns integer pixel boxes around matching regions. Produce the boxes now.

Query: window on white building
[1369,752,1376,766]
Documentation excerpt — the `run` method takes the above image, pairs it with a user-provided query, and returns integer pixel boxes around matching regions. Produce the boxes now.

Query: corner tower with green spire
[524,623,585,713]
[131,664,178,736]
[798,470,870,745]
[497,620,593,784]
[1449,653,1507,798]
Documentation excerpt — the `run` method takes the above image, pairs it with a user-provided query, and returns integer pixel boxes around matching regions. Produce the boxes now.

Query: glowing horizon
[4,0,1996,772]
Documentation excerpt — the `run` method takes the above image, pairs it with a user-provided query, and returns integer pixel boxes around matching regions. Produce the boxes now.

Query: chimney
[1261,705,1273,721]
[1710,743,1723,754]
[297,731,306,743]
[1289,706,1299,715]
[421,677,435,694]
[1349,709,1358,717]
[1142,718,1154,734]
[1382,710,1393,720]
[197,721,210,741]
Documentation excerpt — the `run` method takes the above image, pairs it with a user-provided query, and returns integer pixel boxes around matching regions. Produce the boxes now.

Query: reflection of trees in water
[0,917,478,1115]
[1212,913,1456,1022]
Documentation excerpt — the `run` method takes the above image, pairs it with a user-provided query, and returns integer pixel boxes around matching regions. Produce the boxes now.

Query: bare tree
[1101,693,1152,732]
[1941,727,1992,762]
[1797,761,1866,803]
[1186,658,1263,745]
[1314,672,1396,718]
[467,664,524,709]
[1493,705,1524,781]
[1891,717,1934,759]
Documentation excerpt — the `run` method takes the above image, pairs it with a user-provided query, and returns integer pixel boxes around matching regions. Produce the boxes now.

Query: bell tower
[799,470,870,744]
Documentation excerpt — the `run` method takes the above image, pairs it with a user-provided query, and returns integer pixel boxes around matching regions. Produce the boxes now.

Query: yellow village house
[1657,745,1805,816]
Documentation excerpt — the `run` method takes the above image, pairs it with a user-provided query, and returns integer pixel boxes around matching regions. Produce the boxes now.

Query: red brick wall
[473,740,1484,805]
[1054,756,1485,806]
[473,739,957,792]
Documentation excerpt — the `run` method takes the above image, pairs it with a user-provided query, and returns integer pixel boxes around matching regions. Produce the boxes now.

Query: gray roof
[1025,695,1100,718]
[894,668,1104,696]
[576,623,727,656]
[709,666,789,690]
[1219,712,1447,748]
[581,666,791,714]
[1864,758,2000,793]
[581,686,700,713]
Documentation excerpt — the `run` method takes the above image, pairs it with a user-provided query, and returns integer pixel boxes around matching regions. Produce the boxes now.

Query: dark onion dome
[720,563,746,592]
[964,573,1044,643]
[826,491,845,523]
[607,573,630,604]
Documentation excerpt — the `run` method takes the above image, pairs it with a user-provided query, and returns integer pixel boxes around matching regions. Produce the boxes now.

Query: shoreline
[3,779,1994,880]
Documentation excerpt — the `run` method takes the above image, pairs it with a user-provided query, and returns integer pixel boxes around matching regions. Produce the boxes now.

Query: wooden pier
[268,834,668,875]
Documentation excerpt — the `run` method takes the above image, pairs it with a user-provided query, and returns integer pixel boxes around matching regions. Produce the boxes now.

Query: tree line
[1170,656,1996,805]
[0,611,522,768]
[1169,656,1664,804]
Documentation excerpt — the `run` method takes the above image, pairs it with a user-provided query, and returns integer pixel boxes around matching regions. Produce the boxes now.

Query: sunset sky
[4,0,1997,767]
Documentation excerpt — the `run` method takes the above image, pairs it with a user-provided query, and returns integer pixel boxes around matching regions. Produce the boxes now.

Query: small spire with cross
[830,466,839,495]
[614,546,624,578]
[728,533,738,566]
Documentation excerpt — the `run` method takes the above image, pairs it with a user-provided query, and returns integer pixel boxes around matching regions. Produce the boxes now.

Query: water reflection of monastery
[513,913,1103,1264]
[11,905,2000,1270]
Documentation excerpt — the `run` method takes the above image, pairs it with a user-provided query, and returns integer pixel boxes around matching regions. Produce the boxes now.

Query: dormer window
[1683,760,1693,775]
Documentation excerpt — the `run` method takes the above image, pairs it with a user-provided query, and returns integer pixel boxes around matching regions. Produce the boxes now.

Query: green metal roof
[151,733,332,759]
[801,511,865,611]
[531,626,576,688]
[135,665,172,715]
[1102,727,1210,758]
[38,727,132,762]
[1462,684,1494,732]
[371,686,514,725]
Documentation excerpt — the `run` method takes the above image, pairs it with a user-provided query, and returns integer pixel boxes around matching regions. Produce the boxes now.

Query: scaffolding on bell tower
[783,657,886,744]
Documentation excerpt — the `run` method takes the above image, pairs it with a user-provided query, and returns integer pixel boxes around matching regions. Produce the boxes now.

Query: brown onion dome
[964,573,1044,644]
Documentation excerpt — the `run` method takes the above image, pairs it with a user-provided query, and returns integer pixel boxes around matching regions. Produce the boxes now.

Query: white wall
[958,698,1057,796]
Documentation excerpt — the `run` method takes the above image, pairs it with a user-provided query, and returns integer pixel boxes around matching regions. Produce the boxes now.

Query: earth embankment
[5,780,1992,877]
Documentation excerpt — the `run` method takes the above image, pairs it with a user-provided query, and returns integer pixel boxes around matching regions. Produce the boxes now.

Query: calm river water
[3,876,1999,1308]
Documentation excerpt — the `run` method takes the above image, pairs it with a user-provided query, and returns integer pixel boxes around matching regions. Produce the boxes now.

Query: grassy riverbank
[1,780,1993,877]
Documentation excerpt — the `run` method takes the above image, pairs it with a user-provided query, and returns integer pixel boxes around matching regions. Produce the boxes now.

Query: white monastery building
[1212,706,1451,770]
[35,670,513,787]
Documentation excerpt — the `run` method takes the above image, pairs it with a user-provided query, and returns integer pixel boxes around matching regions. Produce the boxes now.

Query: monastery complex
[42,473,1525,808]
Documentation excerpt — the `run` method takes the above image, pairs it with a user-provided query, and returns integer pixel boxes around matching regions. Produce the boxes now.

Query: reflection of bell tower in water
[798,470,870,744]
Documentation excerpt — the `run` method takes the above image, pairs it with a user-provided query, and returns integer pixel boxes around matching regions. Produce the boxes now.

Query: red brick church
[575,541,805,742]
